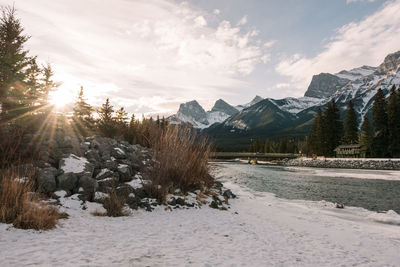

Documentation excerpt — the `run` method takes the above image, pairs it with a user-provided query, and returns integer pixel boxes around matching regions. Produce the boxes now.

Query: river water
[211,161,400,213]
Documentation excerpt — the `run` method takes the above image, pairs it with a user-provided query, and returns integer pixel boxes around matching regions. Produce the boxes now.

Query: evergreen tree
[115,107,128,125]
[343,100,358,144]
[0,6,32,120]
[73,86,94,135]
[323,100,342,156]
[40,62,59,104]
[371,88,388,157]
[359,116,373,156]
[308,108,324,155]
[278,138,287,153]
[264,137,271,153]
[97,98,116,137]
[387,85,400,157]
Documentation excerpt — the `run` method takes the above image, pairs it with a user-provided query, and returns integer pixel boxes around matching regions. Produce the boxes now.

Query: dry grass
[146,126,214,200]
[0,171,66,230]
[103,188,127,217]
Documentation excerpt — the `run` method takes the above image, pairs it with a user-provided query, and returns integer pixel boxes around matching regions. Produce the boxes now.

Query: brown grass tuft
[146,126,214,200]
[0,171,66,230]
[103,188,127,217]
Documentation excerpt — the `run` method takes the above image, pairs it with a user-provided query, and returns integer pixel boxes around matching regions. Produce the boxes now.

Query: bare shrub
[103,188,127,217]
[147,126,214,201]
[0,171,66,230]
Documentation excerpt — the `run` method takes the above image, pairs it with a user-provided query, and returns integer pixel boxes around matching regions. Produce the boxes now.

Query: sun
[49,89,73,108]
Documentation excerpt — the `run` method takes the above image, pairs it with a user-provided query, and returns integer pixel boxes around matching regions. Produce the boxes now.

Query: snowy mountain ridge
[169,50,400,132]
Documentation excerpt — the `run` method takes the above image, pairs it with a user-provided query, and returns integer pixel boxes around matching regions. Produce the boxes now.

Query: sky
[1,0,400,116]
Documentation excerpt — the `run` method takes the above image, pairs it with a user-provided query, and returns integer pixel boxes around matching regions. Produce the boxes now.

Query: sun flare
[49,90,73,108]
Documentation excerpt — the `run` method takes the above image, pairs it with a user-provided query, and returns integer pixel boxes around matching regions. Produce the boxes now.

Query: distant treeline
[307,87,400,158]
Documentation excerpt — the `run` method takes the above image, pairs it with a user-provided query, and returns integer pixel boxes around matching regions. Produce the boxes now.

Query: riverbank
[1,180,400,266]
[283,157,400,170]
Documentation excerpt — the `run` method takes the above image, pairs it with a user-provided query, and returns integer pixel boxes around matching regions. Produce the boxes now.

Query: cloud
[213,9,220,15]
[276,1,400,94]
[237,15,247,26]
[346,0,376,4]
[1,0,266,114]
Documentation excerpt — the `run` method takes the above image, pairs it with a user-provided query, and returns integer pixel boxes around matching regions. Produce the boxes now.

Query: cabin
[334,144,367,158]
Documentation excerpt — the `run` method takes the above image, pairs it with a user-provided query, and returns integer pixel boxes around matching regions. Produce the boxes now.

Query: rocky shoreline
[4,132,234,214]
[282,157,400,170]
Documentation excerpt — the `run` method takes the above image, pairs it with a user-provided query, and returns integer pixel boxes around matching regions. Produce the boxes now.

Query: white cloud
[276,1,400,94]
[237,15,248,26]
[194,16,207,27]
[346,0,376,4]
[1,0,266,114]
[213,9,220,15]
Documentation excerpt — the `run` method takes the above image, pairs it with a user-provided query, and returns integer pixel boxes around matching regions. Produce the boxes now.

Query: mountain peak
[211,99,238,116]
[304,73,349,99]
[177,100,208,125]
[377,50,400,74]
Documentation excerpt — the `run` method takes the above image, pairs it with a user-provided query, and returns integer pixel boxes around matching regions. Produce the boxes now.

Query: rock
[223,189,236,199]
[57,173,78,192]
[104,160,118,171]
[176,197,185,206]
[95,168,114,180]
[117,164,132,182]
[60,135,73,148]
[115,184,135,199]
[59,154,94,178]
[209,201,219,209]
[111,147,127,159]
[336,203,344,209]
[97,176,119,192]
[79,175,98,194]
[168,197,177,206]
[135,188,148,199]
[37,167,57,193]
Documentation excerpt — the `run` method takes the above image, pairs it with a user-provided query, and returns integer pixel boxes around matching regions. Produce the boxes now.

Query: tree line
[307,86,400,158]
[249,137,307,154]
[72,86,169,147]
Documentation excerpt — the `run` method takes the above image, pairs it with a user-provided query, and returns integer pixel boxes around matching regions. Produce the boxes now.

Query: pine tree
[278,138,287,153]
[40,62,59,104]
[115,107,128,125]
[371,88,388,157]
[387,85,400,157]
[97,98,116,137]
[308,108,324,155]
[323,101,342,156]
[343,100,358,144]
[0,6,32,120]
[264,137,270,153]
[359,116,373,156]
[73,86,94,135]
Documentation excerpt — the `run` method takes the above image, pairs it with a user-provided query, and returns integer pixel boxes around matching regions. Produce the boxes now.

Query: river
[211,160,400,213]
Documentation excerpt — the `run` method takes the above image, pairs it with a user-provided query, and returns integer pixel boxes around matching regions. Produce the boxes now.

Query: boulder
[111,147,127,159]
[59,154,94,178]
[117,164,132,182]
[97,176,119,192]
[223,189,236,199]
[57,173,78,192]
[37,167,57,193]
[79,175,98,194]
[115,184,135,199]
[95,168,114,180]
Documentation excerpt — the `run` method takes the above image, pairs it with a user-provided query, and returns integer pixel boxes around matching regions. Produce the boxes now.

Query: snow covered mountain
[168,99,239,128]
[170,50,400,143]
[204,50,400,150]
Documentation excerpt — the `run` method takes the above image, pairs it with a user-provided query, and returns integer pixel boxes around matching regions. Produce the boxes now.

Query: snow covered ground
[1,181,400,266]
